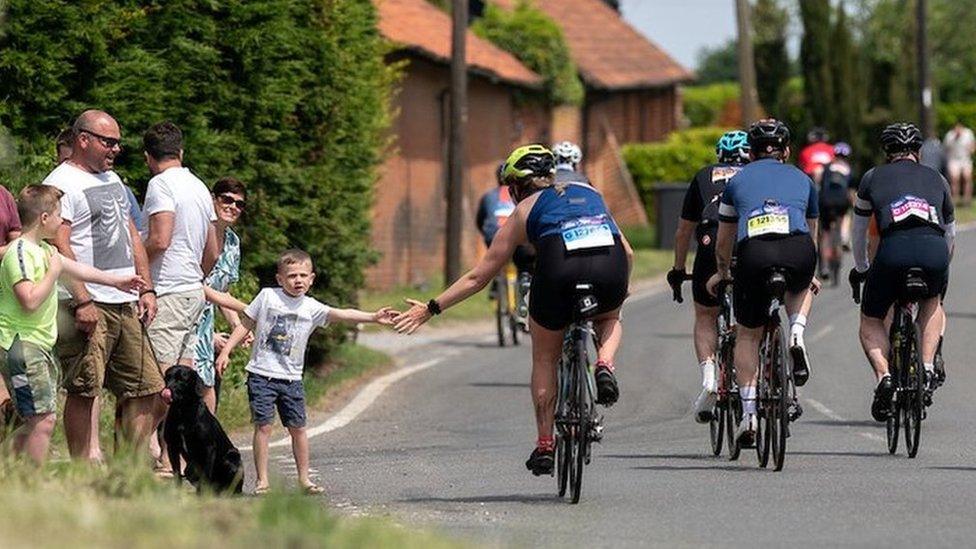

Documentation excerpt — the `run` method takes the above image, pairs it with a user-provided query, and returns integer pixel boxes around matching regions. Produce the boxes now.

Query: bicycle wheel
[885,349,899,455]
[507,273,521,346]
[771,319,790,472]
[556,362,571,497]
[904,327,924,458]
[709,397,725,456]
[722,340,742,461]
[570,332,590,504]
[495,279,508,347]
[756,332,771,469]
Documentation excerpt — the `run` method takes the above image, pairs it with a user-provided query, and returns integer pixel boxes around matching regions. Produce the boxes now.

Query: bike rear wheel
[569,334,590,504]
[770,319,790,471]
[904,327,924,458]
[709,399,725,456]
[495,279,508,347]
[756,331,772,469]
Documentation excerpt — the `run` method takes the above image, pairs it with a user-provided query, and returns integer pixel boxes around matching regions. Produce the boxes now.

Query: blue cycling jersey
[718,158,819,243]
[476,187,516,244]
[526,183,620,247]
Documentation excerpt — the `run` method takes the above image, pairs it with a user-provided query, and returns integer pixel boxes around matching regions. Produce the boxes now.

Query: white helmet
[552,141,582,166]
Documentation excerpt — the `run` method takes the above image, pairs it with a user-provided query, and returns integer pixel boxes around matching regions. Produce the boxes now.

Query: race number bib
[746,203,790,238]
[890,195,938,225]
[561,216,614,251]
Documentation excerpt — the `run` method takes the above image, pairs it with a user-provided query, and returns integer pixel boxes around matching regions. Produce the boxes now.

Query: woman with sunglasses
[195,177,248,412]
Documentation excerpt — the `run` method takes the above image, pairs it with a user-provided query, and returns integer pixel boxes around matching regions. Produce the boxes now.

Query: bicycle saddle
[903,268,929,302]
[575,283,599,318]
[766,269,787,300]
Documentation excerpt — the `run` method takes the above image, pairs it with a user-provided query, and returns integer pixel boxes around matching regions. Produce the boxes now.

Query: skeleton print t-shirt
[43,162,137,303]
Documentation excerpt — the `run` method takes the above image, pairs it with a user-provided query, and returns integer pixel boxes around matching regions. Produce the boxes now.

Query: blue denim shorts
[246,372,307,428]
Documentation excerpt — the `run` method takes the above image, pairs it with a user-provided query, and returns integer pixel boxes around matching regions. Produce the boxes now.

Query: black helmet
[495,161,506,185]
[747,118,791,154]
[880,123,923,155]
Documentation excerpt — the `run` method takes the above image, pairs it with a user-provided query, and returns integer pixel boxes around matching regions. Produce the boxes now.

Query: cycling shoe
[595,362,619,406]
[525,447,555,476]
[871,375,894,422]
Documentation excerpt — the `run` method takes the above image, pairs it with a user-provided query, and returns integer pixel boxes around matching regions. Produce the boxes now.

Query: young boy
[0,185,145,465]
[216,249,395,495]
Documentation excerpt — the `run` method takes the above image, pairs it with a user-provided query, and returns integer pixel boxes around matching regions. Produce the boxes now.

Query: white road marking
[242,351,460,451]
[805,397,884,442]
[809,324,834,342]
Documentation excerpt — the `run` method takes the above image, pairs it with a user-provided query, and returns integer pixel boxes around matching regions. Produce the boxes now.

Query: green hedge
[622,127,729,223]
[473,1,583,105]
[937,102,976,136]
[0,0,395,361]
[683,83,740,127]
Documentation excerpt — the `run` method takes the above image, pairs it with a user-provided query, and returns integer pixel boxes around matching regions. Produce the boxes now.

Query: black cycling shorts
[732,234,816,329]
[862,231,949,319]
[529,234,629,331]
[692,228,719,308]
[819,202,849,232]
[513,244,536,274]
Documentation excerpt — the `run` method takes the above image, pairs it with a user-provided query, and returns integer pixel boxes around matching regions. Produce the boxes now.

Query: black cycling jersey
[681,163,742,233]
[554,168,591,186]
[855,159,954,236]
[819,160,855,209]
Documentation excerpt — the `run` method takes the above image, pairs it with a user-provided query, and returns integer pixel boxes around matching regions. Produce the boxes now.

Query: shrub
[683,83,740,127]
[0,0,395,361]
[937,102,976,136]
[473,1,584,105]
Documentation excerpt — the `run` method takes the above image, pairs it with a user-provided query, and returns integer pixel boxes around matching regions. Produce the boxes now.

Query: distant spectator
[0,177,22,426]
[944,121,975,205]
[195,177,248,413]
[43,109,162,462]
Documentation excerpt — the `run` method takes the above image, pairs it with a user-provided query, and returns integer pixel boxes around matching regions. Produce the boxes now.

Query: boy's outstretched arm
[204,286,248,313]
[215,314,255,375]
[59,254,146,293]
[328,306,397,326]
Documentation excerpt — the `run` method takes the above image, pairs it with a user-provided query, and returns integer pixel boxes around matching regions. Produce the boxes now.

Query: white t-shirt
[244,288,331,381]
[42,162,137,303]
[944,127,975,162]
[143,167,217,296]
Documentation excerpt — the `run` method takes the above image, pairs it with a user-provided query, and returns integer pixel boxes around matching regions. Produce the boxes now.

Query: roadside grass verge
[0,455,461,548]
[955,202,976,225]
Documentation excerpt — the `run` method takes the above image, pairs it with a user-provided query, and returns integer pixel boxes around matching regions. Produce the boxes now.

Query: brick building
[369,0,546,289]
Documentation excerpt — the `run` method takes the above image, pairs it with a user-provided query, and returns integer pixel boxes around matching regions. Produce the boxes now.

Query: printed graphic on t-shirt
[711,166,740,184]
[890,195,938,225]
[83,184,132,270]
[262,311,298,357]
[746,201,790,238]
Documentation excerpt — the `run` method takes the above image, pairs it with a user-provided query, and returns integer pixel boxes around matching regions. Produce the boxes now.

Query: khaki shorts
[0,337,60,417]
[147,288,206,368]
[58,301,164,399]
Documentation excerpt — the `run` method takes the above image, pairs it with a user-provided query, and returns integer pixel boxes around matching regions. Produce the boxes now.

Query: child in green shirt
[0,185,145,465]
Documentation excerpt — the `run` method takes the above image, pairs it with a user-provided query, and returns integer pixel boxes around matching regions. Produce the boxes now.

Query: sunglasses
[78,129,123,150]
[216,194,246,210]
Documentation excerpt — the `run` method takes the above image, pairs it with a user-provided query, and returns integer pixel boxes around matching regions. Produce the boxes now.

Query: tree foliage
[0,0,395,357]
[829,2,863,149]
[800,0,833,127]
[753,0,791,114]
[694,39,738,85]
[473,1,583,105]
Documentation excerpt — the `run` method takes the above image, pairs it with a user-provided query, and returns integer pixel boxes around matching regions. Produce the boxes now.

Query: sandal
[302,483,325,495]
[153,463,174,479]
[254,485,270,496]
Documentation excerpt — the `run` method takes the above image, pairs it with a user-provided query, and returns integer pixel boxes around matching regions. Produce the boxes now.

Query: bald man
[43,110,164,462]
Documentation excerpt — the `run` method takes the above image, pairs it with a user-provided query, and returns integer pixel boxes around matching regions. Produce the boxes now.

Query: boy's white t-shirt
[42,162,137,303]
[142,166,217,296]
[244,288,331,381]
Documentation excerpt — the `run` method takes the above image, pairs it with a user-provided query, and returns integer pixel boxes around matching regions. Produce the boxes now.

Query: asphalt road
[283,231,976,547]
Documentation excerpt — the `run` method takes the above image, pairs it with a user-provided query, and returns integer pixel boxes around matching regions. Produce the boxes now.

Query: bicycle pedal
[788,402,804,422]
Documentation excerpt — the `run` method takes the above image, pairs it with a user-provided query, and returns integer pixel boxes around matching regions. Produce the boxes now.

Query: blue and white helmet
[552,140,583,166]
[716,130,751,165]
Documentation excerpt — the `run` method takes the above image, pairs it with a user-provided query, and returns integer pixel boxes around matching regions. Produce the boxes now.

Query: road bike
[712,281,742,460]
[492,263,526,347]
[555,283,603,504]
[855,268,931,458]
[753,269,798,471]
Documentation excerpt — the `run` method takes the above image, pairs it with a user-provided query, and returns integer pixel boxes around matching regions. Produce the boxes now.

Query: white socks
[740,385,756,415]
[924,362,935,374]
[700,359,716,391]
[789,313,807,344]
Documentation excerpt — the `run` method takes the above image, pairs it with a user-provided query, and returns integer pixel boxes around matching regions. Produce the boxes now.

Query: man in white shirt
[141,121,218,370]
[943,121,975,205]
[44,110,162,462]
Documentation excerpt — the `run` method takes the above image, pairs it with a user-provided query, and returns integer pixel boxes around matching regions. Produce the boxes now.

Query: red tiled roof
[493,0,693,90]
[374,0,542,88]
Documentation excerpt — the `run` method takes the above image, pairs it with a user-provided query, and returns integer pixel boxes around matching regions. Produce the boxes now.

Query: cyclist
[706,119,820,446]
[669,130,750,422]
[817,141,856,278]
[552,140,591,185]
[797,127,835,183]
[395,144,634,476]
[848,123,954,421]
[476,163,535,289]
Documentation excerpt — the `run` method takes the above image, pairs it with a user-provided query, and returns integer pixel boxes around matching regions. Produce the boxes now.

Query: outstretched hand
[373,306,399,326]
[393,298,432,335]
[114,274,148,294]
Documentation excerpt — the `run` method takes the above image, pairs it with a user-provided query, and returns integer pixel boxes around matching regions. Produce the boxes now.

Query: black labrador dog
[162,365,244,494]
